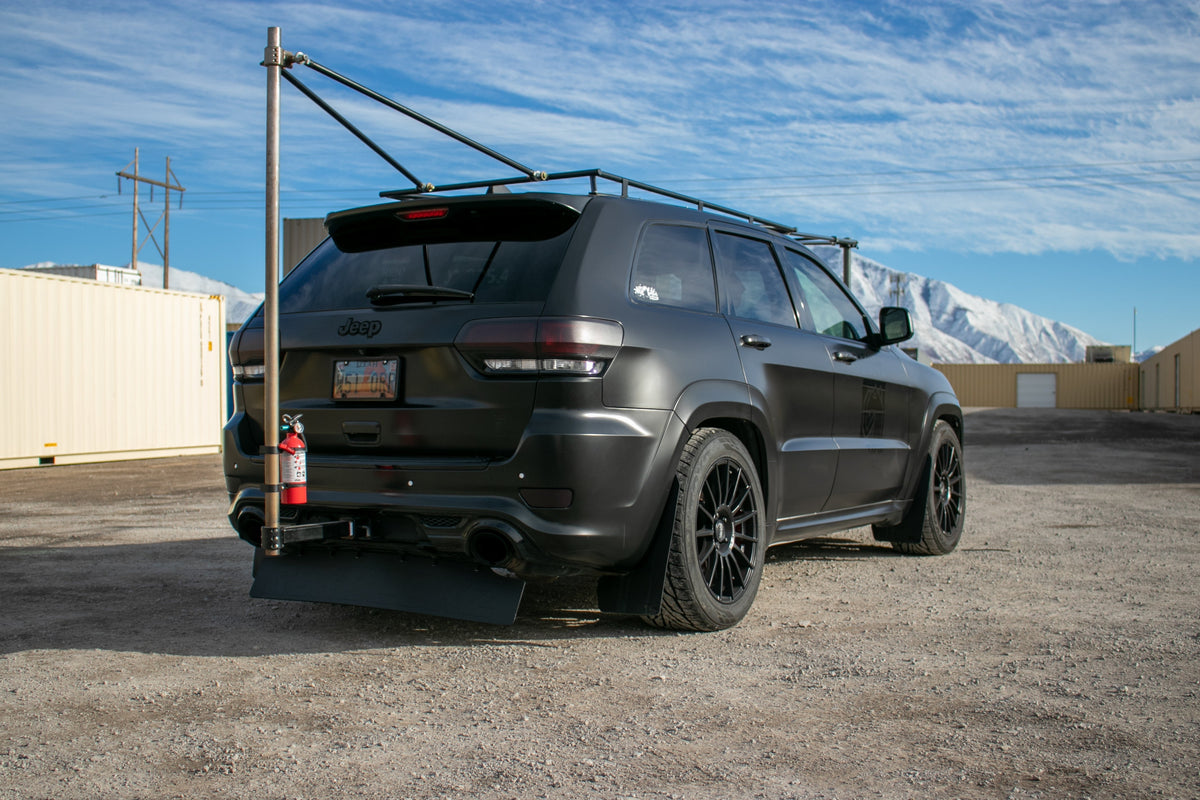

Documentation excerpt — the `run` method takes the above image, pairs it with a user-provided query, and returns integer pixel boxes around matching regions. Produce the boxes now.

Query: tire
[894,420,965,555]
[644,428,766,631]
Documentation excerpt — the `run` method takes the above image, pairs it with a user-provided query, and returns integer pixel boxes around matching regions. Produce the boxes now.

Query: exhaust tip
[236,507,266,547]
[467,521,525,570]
[468,529,515,567]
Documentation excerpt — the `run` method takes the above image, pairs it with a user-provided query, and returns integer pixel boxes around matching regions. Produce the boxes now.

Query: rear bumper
[224,406,684,575]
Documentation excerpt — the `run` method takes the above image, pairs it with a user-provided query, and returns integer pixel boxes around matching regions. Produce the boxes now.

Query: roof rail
[380,169,857,250]
[277,47,857,252]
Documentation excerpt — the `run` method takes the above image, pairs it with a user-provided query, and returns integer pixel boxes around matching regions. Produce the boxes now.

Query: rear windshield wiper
[366,284,475,306]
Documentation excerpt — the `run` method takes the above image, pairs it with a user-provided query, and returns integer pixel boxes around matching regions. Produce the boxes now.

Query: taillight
[455,317,623,377]
[232,363,266,381]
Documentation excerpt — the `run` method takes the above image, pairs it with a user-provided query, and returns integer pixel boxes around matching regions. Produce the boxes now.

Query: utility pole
[116,149,185,288]
[888,273,908,307]
[263,26,285,555]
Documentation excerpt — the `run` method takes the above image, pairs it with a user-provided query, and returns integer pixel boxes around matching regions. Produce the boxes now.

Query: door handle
[832,350,858,364]
[740,334,772,350]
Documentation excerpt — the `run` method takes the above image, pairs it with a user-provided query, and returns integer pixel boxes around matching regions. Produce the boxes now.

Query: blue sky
[2,0,1198,351]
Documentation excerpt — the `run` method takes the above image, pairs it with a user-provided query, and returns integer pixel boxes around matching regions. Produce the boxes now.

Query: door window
[781,249,870,341]
[712,232,797,327]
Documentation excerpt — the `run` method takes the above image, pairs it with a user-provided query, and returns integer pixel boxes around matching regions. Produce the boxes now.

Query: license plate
[333,358,400,400]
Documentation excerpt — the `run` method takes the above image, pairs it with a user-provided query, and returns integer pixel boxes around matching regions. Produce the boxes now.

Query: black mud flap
[595,479,678,616]
[250,550,526,625]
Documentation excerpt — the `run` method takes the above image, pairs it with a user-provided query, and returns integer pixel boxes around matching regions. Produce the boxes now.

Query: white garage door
[1016,373,1057,408]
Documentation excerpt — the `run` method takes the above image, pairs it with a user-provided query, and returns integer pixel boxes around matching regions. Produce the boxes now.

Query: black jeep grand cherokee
[225,188,964,630]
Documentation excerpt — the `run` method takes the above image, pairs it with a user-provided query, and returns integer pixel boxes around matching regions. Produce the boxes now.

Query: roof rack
[274,48,858,254]
[380,169,857,250]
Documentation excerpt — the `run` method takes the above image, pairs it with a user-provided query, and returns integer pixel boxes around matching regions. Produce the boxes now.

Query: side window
[781,248,870,341]
[630,224,717,313]
[712,232,797,327]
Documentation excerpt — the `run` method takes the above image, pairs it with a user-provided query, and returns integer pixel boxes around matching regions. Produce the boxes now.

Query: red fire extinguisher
[279,413,307,505]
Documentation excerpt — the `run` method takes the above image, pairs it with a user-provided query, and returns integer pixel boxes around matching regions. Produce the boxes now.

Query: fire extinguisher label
[282,453,306,484]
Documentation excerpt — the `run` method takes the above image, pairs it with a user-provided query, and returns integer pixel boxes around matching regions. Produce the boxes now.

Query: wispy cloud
[2,0,1199,258]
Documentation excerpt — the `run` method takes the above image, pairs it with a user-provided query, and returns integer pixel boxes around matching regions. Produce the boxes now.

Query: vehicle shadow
[0,538,670,658]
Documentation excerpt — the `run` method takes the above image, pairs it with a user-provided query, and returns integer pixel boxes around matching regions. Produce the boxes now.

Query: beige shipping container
[0,268,225,469]
[934,363,1139,409]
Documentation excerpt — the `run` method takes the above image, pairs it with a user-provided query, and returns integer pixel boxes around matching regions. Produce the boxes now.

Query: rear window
[278,199,580,313]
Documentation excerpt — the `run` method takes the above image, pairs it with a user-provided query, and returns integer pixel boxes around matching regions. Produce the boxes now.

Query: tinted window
[630,224,717,312]
[781,249,870,341]
[278,232,573,313]
[712,232,797,327]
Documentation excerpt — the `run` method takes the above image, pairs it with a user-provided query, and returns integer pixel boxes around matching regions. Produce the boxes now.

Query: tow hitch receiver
[263,519,356,550]
[250,549,526,625]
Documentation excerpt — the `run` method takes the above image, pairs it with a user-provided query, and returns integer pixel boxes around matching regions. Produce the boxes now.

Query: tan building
[934,362,1139,409]
[934,327,1199,412]
[283,217,327,276]
[1139,328,1199,412]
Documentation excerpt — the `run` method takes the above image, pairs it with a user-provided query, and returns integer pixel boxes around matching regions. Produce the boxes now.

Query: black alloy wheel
[894,420,966,556]
[931,433,964,537]
[645,427,767,631]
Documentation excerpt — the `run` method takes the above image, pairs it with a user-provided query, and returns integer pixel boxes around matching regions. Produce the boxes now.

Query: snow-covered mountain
[135,262,265,325]
[812,249,1106,364]
[22,255,1107,364]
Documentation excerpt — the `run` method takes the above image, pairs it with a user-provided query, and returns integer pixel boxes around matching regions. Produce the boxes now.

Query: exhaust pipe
[467,521,525,572]
[236,506,267,547]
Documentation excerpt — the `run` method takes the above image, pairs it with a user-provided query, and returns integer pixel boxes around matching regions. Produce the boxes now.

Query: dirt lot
[1,408,1198,799]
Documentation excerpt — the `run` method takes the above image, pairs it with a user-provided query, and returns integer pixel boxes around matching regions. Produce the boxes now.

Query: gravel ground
[1,408,1198,799]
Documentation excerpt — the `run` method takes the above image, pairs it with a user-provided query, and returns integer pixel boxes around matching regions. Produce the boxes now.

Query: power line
[3,156,1199,225]
[657,157,1200,186]
[714,173,1200,200]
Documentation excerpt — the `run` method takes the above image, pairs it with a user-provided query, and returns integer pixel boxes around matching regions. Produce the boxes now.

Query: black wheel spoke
[731,546,752,570]
[730,483,751,515]
[723,555,743,592]
[724,465,744,506]
[732,510,757,530]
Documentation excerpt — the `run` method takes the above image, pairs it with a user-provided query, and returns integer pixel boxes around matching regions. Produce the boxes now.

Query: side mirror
[877,306,913,346]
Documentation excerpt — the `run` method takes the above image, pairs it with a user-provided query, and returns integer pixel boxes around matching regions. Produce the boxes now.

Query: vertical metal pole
[263,27,283,555]
[131,148,139,275]
[841,243,852,287]
[163,156,171,290]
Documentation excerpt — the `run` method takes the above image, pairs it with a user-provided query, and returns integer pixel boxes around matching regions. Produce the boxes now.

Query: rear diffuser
[251,550,525,625]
